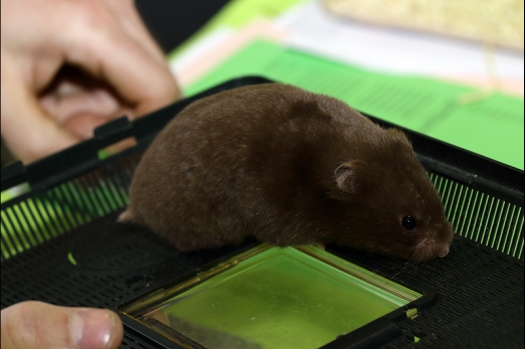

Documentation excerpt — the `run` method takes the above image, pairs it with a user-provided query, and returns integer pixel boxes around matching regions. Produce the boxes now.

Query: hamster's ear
[335,161,362,194]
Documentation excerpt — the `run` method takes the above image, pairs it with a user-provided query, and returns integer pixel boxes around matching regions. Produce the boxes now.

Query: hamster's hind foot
[117,209,133,222]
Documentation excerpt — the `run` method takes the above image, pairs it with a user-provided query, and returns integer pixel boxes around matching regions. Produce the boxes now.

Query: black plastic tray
[1,76,523,349]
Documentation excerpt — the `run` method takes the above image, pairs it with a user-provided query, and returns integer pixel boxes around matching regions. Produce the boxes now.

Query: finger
[41,84,138,155]
[40,84,126,137]
[40,88,138,154]
[62,3,181,116]
[1,301,123,349]
[1,62,81,163]
[41,83,121,119]
[104,0,167,66]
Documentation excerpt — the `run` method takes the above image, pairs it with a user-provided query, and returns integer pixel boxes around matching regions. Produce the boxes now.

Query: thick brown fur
[120,83,454,261]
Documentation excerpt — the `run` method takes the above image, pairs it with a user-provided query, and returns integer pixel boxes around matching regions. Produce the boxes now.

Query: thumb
[1,301,123,349]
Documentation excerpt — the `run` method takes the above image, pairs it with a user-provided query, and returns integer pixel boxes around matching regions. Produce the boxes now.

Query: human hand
[1,301,123,349]
[1,0,181,164]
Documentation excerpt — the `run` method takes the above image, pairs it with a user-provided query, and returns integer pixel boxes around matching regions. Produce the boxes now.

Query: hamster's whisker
[390,260,414,279]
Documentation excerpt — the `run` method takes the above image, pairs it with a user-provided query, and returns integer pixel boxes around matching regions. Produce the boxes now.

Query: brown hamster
[119,83,454,262]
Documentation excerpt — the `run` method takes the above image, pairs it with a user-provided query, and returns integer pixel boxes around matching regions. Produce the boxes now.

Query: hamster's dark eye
[402,216,417,230]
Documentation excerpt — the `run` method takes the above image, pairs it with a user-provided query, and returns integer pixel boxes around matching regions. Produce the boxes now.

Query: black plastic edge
[320,317,402,349]
[120,315,177,349]
[94,116,133,145]
[0,161,26,190]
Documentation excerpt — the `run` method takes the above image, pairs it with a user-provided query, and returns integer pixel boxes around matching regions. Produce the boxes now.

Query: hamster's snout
[413,237,452,261]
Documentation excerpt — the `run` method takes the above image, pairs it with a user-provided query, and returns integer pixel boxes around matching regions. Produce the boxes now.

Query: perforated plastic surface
[2,208,523,348]
[1,78,523,348]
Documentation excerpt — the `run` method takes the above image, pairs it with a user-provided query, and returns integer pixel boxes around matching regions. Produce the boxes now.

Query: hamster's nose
[437,245,450,258]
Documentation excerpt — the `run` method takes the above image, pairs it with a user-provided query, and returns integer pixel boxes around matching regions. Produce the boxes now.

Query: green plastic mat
[184,40,524,171]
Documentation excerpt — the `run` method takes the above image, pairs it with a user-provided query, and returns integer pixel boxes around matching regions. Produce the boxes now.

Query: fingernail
[70,309,117,349]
